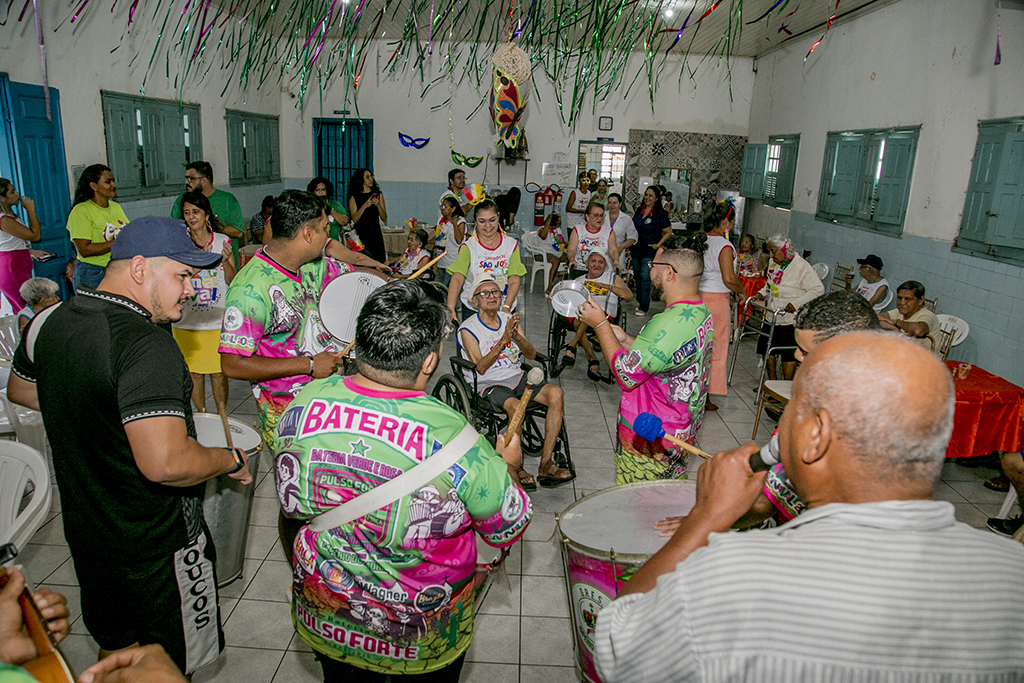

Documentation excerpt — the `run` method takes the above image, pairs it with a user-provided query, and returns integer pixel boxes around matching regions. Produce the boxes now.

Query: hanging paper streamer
[746,0,784,25]
[805,0,841,61]
[995,0,1002,65]
[399,132,430,148]
[777,4,799,35]
[452,150,484,168]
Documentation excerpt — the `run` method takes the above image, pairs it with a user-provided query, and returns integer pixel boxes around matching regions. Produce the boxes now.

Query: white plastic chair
[0,440,51,551]
[0,315,18,360]
[0,392,48,456]
[811,262,829,281]
[936,314,969,347]
[521,230,553,293]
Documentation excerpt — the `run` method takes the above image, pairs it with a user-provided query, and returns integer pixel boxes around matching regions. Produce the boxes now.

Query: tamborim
[550,279,588,318]
[318,271,388,346]
[557,480,697,683]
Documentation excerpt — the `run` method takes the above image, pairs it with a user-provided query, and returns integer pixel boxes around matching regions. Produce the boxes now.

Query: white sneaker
[634,309,645,316]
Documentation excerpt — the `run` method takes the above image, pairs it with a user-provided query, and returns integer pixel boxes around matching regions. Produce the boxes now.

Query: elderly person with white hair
[17,277,60,333]
[753,234,823,380]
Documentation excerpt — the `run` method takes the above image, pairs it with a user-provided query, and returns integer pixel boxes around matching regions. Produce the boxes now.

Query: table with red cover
[945,361,1024,458]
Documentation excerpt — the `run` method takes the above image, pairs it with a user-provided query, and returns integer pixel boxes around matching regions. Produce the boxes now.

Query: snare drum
[195,413,263,587]
[318,270,388,350]
[557,480,697,682]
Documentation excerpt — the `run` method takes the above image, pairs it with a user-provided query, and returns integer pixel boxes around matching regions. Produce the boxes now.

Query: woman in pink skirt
[0,179,41,309]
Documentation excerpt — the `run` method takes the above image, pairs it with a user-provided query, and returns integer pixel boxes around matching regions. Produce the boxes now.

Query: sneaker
[634,309,646,316]
[987,515,1024,537]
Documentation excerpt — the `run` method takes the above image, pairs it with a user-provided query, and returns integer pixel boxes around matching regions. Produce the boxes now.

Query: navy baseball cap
[110,216,222,268]
[857,254,884,271]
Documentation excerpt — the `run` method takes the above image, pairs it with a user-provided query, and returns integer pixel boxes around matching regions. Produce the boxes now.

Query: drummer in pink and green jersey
[275,280,531,682]
[577,232,713,484]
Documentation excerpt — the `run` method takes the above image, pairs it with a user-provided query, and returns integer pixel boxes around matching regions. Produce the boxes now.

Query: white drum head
[550,280,588,318]
[193,413,262,452]
[559,480,697,557]
[319,271,387,344]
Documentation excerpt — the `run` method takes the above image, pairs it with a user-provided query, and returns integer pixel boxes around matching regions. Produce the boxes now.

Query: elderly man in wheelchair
[447,274,575,491]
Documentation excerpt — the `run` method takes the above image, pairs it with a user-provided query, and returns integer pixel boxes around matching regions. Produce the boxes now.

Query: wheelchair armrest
[451,356,477,372]
[521,354,553,381]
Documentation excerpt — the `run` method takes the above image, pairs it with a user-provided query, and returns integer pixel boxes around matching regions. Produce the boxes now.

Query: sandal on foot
[587,360,602,382]
[538,462,575,489]
[561,345,577,367]
[516,467,538,492]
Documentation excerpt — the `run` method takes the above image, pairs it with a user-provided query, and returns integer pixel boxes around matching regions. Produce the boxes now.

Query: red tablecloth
[945,361,1024,458]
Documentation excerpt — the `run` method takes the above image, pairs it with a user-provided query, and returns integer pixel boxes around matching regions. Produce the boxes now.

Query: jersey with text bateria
[274,376,532,674]
[218,250,349,411]
[611,300,712,484]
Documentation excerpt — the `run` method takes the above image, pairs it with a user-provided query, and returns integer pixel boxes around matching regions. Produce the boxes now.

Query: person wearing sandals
[458,274,575,490]
[561,250,633,382]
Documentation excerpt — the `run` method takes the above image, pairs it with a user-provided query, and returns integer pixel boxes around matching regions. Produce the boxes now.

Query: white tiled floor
[14,288,1014,682]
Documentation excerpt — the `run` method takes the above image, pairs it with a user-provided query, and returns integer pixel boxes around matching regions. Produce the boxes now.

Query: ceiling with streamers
[33,0,901,124]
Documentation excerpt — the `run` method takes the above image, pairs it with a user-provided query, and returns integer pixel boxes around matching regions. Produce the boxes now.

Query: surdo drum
[557,480,698,682]
[195,413,263,587]
[318,271,388,354]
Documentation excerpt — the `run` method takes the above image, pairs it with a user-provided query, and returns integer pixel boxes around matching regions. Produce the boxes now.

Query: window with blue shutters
[101,91,201,200]
[225,110,281,186]
[816,126,920,236]
[740,144,767,199]
[955,118,1024,266]
[763,135,799,209]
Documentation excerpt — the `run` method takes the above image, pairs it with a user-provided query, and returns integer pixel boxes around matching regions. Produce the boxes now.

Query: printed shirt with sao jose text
[274,376,532,675]
[218,248,350,411]
[611,301,712,483]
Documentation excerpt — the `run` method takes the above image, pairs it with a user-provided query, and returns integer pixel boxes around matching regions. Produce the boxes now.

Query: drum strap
[307,422,480,533]
[25,302,62,364]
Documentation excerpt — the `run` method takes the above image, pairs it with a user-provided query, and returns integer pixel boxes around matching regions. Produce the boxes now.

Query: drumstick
[505,367,545,440]
[632,412,712,460]
[336,253,448,359]
[217,404,235,450]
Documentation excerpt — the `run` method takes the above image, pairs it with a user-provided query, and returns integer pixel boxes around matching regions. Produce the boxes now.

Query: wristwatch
[227,447,246,474]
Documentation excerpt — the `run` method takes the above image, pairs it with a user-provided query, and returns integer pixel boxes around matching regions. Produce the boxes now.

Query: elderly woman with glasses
[445,199,527,323]
[753,234,823,381]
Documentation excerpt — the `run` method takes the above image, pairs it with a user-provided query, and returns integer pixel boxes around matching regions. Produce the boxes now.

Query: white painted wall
[745,0,1024,243]
[280,44,755,186]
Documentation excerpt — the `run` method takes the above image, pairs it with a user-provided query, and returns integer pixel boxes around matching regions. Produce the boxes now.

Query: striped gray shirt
[595,500,1024,683]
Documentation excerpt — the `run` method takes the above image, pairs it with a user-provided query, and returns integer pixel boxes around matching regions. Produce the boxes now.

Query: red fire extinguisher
[534,188,547,227]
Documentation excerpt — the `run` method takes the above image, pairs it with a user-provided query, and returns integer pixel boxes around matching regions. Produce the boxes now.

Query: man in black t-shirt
[8,216,252,675]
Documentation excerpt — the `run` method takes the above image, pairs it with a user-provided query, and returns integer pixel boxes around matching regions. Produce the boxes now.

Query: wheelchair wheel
[548,309,568,359]
[431,374,473,423]
[521,413,545,457]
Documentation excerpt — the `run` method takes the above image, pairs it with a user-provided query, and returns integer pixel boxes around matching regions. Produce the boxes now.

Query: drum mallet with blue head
[632,412,781,472]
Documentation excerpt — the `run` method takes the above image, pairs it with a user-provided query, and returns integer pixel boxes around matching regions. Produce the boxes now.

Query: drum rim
[192,412,263,453]
[557,480,697,562]
[549,280,589,317]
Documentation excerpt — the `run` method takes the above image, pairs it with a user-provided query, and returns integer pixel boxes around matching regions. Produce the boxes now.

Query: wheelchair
[430,349,575,477]
[547,290,627,360]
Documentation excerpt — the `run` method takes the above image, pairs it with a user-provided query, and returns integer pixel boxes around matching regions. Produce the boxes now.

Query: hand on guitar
[79,644,186,683]
[0,567,70,666]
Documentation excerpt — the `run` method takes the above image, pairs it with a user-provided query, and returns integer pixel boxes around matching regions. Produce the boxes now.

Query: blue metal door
[0,75,72,297]
[314,118,373,202]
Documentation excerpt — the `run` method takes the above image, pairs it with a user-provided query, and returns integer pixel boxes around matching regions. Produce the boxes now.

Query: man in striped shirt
[596,331,1024,683]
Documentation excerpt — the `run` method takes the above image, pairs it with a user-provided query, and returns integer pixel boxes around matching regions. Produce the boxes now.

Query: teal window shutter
[874,134,917,226]
[853,135,882,221]
[159,108,186,187]
[987,131,1024,249]
[826,136,863,218]
[960,127,1005,244]
[740,144,767,198]
[225,110,280,185]
[101,94,140,197]
[226,112,245,185]
[765,135,799,208]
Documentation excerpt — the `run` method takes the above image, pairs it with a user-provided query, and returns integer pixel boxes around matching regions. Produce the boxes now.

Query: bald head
[793,331,954,485]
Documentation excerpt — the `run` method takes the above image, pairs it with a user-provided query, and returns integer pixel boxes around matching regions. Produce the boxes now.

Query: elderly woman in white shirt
[754,234,824,381]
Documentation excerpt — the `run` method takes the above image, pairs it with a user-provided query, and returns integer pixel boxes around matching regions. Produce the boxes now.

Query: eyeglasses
[475,290,502,298]
[185,175,206,181]
[648,261,677,273]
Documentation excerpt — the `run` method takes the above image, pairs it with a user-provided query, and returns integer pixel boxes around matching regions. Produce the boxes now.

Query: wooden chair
[831,263,853,292]
[752,380,792,440]
[923,296,938,312]
[933,326,956,360]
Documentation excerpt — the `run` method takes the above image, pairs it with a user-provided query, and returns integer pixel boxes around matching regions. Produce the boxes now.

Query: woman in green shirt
[307,176,350,241]
[66,164,128,290]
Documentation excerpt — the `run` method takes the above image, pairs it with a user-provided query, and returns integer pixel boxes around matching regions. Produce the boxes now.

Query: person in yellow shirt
[878,280,940,351]
[66,164,128,290]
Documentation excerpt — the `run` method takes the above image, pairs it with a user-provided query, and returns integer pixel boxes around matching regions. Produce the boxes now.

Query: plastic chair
[0,440,51,551]
[811,263,829,281]
[937,314,969,347]
[0,392,48,456]
[0,315,19,360]
[877,284,894,311]
[521,231,553,293]
[831,263,854,292]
